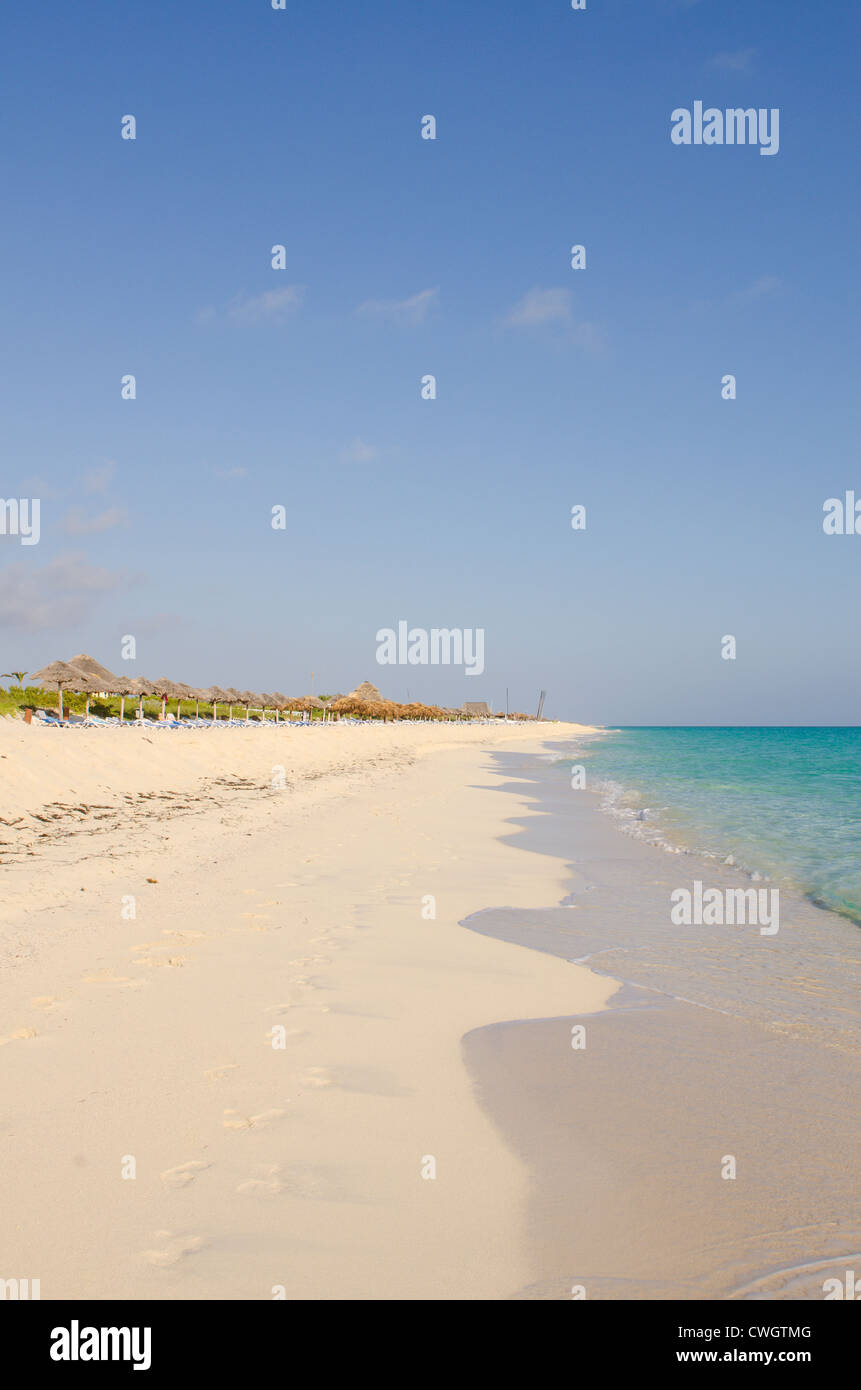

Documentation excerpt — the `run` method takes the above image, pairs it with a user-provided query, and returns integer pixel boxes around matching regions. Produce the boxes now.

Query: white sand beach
[0,718,614,1300]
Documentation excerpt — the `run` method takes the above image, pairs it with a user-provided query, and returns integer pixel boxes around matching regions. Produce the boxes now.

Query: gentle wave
[555,727,861,926]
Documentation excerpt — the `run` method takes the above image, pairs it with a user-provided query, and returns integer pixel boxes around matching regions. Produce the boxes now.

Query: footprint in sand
[300,1067,335,1089]
[160,1160,211,1188]
[236,1165,285,1197]
[241,913,280,933]
[136,954,186,969]
[0,1027,37,1047]
[204,1064,239,1082]
[222,1106,288,1131]
[234,1164,327,1199]
[141,1231,206,1267]
[81,970,142,989]
[31,996,61,1010]
[301,1064,412,1096]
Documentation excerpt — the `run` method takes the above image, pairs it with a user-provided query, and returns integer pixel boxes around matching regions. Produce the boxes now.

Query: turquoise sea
[564,727,861,926]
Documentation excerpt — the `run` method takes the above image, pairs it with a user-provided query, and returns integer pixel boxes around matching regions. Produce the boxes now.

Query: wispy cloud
[691,275,782,313]
[732,275,781,303]
[82,461,116,495]
[341,439,378,464]
[504,288,607,352]
[569,321,609,352]
[356,288,438,324]
[710,48,756,72]
[0,554,123,630]
[227,286,304,322]
[62,506,127,536]
[506,287,573,327]
[215,466,248,480]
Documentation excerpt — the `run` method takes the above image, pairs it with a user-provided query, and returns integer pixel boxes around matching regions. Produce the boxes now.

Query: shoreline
[462,744,861,1298]
[3,720,857,1299]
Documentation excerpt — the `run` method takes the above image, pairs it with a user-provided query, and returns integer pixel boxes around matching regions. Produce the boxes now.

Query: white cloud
[341,439,378,464]
[215,466,248,480]
[504,288,606,352]
[711,48,756,72]
[506,287,573,326]
[356,288,438,324]
[226,286,304,322]
[0,553,122,630]
[83,461,116,494]
[732,275,781,302]
[62,506,126,536]
[691,275,782,314]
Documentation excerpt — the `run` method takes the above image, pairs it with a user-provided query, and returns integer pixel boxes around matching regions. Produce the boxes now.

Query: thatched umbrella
[264,692,284,723]
[152,677,182,720]
[127,676,155,721]
[69,670,103,719]
[30,660,91,721]
[189,686,211,719]
[293,694,322,722]
[110,674,140,723]
[173,682,196,721]
[238,689,255,722]
[67,653,138,719]
[67,653,123,693]
[330,695,362,720]
[349,681,383,702]
[223,687,242,721]
[205,686,227,722]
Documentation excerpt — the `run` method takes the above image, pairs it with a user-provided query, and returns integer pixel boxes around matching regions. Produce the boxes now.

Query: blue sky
[1,0,859,722]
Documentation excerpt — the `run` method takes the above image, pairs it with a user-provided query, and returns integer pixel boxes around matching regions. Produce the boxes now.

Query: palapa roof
[67,653,123,691]
[349,681,383,702]
[127,676,155,696]
[30,660,92,690]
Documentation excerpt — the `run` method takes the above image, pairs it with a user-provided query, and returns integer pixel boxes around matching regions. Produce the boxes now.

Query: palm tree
[2,670,27,688]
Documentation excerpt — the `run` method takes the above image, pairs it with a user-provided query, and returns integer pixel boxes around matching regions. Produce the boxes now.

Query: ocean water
[461,738,861,1297]
[561,727,861,926]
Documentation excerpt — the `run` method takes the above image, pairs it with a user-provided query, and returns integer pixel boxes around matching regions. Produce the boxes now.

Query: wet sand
[461,743,861,1299]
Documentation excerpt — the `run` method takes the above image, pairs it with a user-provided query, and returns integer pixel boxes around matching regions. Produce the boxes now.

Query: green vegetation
[0,687,283,723]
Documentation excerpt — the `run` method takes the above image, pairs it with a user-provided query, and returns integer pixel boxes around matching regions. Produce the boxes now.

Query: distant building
[462,701,491,717]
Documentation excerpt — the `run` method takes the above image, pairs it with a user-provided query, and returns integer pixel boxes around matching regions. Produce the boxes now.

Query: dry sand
[0,718,614,1300]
